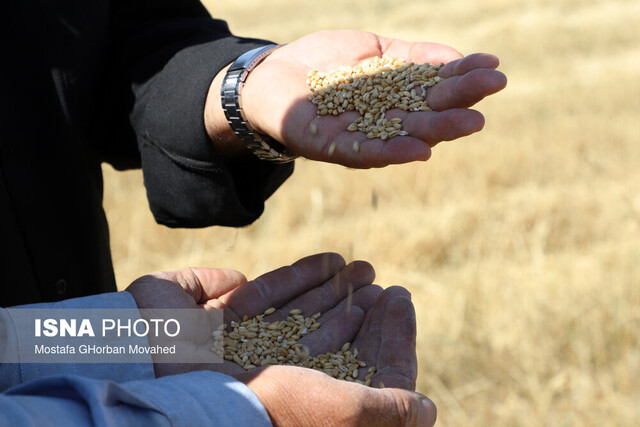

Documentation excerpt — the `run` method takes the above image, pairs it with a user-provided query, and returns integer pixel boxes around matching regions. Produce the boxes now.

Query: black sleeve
[111,0,294,228]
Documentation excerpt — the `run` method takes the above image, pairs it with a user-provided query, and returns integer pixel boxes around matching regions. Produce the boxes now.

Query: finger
[187,268,248,303]
[379,37,463,65]
[361,388,437,427]
[426,68,508,110]
[312,106,487,168]
[438,52,501,79]
[372,291,418,390]
[265,260,376,321]
[140,268,246,306]
[127,273,200,309]
[402,108,486,147]
[220,252,346,316]
[352,286,409,368]
[298,285,383,355]
[236,365,437,427]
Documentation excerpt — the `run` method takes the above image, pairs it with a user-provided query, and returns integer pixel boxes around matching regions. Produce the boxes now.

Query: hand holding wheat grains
[206,29,507,168]
[127,253,416,383]
[127,252,428,425]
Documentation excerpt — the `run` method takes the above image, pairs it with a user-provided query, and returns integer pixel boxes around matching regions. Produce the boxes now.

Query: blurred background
[103,0,640,425]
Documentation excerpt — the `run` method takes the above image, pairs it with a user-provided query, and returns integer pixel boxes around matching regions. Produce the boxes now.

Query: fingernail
[419,397,437,426]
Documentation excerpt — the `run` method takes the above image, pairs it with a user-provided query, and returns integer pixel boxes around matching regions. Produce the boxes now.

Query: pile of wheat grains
[212,308,378,386]
[306,55,443,145]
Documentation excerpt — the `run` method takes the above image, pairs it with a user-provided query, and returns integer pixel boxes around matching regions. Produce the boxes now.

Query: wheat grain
[212,308,376,386]
[307,55,443,142]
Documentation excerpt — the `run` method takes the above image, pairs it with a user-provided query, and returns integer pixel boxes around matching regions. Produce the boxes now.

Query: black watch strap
[221,44,298,164]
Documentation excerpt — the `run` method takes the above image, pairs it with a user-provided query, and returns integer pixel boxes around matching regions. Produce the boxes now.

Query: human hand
[234,283,428,426]
[236,364,434,427]
[224,268,424,426]
[125,253,379,377]
[207,29,507,168]
[127,254,429,425]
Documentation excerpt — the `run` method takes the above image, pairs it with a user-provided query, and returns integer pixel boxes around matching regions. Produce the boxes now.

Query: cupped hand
[241,29,507,168]
[126,253,378,377]
[126,253,429,425]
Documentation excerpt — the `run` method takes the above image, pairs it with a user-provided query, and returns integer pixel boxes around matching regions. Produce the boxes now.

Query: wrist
[218,45,298,163]
[205,63,249,160]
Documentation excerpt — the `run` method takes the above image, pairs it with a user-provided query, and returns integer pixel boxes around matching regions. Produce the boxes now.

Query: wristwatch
[220,44,298,163]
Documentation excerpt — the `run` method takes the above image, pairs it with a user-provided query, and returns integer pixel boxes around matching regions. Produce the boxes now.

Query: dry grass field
[103,0,640,425]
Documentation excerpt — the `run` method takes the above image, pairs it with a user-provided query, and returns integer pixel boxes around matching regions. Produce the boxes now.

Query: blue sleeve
[1,292,272,425]
[1,371,271,426]
[0,292,154,391]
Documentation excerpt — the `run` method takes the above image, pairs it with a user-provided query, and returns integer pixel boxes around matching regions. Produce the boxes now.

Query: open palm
[241,30,507,168]
[127,252,419,388]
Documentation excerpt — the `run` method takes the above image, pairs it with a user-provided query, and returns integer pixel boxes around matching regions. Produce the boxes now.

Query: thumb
[186,267,248,302]
[127,268,247,308]
[237,365,436,426]
[362,387,437,427]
